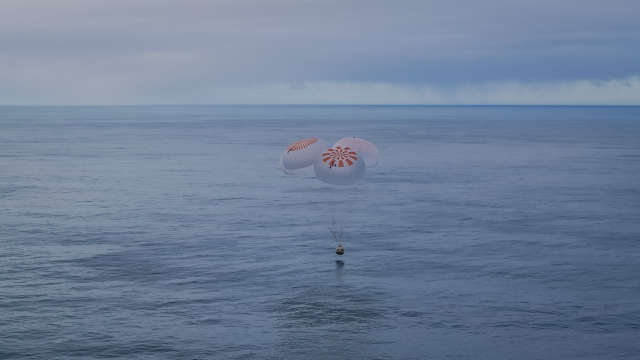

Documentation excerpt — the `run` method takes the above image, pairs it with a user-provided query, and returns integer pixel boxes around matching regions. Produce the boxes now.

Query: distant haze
[1,0,639,105]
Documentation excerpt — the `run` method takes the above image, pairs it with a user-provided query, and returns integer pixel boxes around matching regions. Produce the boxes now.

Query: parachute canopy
[313,146,365,185]
[280,136,377,185]
[333,137,379,168]
[280,137,329,175]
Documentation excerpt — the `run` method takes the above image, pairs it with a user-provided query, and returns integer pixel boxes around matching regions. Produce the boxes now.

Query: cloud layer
[200,77,640,105]
[1,0,639,105]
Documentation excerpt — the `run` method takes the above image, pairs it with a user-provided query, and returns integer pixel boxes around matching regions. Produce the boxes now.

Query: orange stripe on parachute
[286,137,319,152]
[323,147,359,167]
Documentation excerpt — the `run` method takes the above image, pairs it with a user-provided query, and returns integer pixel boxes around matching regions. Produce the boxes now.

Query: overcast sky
[1,0,639,105]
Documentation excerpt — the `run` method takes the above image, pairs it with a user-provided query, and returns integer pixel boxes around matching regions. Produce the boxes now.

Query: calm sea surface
[1,106,639,359]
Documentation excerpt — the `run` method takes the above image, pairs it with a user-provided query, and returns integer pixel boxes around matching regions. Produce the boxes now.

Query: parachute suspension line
[324,183,358,246]
[327,206,341,245]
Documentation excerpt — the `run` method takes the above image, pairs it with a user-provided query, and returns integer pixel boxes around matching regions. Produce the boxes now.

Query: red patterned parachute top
[322,146,358,168]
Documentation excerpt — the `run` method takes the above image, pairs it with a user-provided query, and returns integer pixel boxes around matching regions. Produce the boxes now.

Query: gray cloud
[1,0,639,104]
[196,77,640,105]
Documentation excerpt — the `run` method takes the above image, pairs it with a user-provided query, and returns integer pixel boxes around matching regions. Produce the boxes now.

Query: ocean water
[1,105,639,359]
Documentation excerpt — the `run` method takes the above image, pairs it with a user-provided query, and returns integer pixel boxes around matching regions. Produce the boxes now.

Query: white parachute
[280,136,379,255]
[313,146,365,185]
[333,137,380,168]
[279,137,329,175]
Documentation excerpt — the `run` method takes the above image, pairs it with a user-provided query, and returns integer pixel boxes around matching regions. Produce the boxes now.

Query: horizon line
[2,104,640,107]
